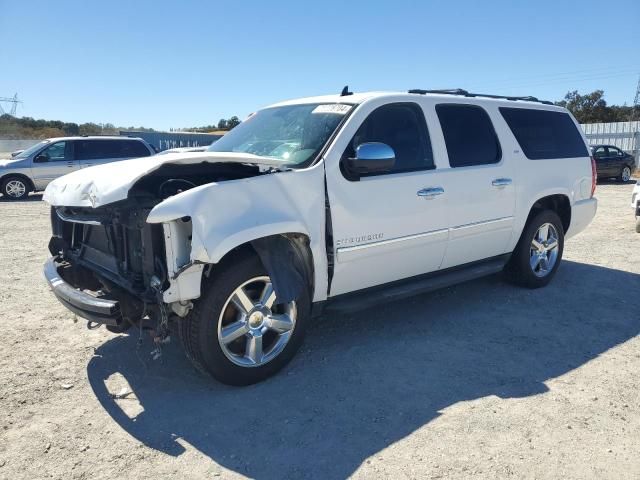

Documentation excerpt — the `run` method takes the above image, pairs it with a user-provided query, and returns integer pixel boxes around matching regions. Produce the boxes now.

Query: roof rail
[408,88,554,105]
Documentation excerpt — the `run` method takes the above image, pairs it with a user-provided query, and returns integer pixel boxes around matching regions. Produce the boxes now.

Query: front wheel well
[207,233,315,303]
[526,194,571,233]
[0,173,35,192]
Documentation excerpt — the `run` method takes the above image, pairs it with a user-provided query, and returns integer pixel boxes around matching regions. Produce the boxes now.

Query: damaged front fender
[147,164,328,304]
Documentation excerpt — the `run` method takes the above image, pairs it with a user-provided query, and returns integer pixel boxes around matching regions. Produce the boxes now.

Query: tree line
[1,90,637,140]
[0,114,243,139]
[0,115,156,140]
[555,90,637,124]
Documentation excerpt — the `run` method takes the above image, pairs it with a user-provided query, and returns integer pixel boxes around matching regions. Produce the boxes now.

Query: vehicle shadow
[87,261,640,479]
[0,193,43,202]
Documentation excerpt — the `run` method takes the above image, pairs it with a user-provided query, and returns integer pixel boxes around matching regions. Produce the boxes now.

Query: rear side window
[123,140,151,157]
[499,108,588,160]
[344,102,434,175]
[593,146,607,158]
[76,140,150,160]
[436,104,501,167]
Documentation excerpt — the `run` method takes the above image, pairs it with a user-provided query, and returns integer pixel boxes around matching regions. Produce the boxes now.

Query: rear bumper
[43,257,123,326]
[566,197,597,239]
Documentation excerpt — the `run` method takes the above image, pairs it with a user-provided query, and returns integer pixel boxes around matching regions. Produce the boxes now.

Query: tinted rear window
[436,104,501,167]
[499,108,588,160]
[123,140,151,157]
[75,140,150,160]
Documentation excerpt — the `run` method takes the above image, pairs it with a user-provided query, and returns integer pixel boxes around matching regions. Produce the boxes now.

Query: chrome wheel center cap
[248,311,265,328]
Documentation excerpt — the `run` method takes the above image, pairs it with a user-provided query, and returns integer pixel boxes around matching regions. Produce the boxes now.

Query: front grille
[51,206,165,300]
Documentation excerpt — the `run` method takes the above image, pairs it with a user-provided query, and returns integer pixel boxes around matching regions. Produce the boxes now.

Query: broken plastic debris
[109,387,133,400]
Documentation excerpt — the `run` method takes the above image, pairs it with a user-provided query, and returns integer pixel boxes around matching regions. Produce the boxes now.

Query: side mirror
[346,142,395,176]
[34,154,48,163]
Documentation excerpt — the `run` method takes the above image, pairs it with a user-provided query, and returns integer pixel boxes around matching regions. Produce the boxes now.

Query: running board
[322,255,510,314]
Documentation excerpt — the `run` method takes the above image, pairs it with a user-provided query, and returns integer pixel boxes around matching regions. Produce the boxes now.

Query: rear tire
[1,176,30,200]
[505,210,564,289]
[619,166,631,182]
[179,252,310,385]
[636,217,640,233]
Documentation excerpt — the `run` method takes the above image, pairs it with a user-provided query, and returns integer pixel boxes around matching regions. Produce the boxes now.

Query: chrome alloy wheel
[622,167,631,182]
[5,179,26,198]
[529,223,559,278]
[217,276,296,367]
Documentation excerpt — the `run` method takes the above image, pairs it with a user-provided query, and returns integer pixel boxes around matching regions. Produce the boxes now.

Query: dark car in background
[591,144,636,182]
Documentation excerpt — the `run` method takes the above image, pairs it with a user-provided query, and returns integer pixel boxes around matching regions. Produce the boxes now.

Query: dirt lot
[0,181,639,480]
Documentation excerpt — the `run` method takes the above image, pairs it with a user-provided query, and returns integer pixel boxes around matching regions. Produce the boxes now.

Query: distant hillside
[0,114,240,140]
[0,114,156,139]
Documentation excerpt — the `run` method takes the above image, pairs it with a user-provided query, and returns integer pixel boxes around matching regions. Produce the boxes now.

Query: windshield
[14,140,50,159]
[207,103,353,166]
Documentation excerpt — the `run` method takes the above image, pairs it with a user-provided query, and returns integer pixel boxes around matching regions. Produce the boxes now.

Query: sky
[0,0,638,130]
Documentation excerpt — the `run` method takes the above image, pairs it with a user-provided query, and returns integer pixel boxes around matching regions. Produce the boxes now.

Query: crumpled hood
[43,151,289,208]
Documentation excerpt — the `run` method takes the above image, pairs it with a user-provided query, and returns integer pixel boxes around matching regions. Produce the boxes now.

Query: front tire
[636,217,640,233]
[179,253,309,385]
[505,210,564,289]
[1,176,30,200]
[620,166,631,182]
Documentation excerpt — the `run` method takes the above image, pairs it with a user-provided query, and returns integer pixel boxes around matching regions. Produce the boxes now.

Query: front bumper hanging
[43,257,123,327]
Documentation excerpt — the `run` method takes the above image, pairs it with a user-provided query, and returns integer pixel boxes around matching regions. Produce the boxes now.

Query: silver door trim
[336,217,514,263]
[337,228,449,263]
[449,216,514,239]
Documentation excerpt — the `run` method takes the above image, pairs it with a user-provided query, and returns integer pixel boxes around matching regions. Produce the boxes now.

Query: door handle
[417,187,444,199]
[492,178,512,187]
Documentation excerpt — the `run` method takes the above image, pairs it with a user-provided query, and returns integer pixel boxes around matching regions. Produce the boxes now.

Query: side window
[593,146,607,158]
[123,140,151,157]
[436,104,501,167]
[39,141,69,162]
[607,147,622,157]
[499,107,588,160]
[76,140,132,160]
[103,141,128,159]
[76,140,108,160]
[343,102,434,176]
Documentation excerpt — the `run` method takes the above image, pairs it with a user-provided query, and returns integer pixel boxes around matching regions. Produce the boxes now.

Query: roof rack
[408,88,554,105]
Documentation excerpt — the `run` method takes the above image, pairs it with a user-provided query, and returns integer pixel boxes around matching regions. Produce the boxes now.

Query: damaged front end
[44,159,266,333]
[46,202,161,331]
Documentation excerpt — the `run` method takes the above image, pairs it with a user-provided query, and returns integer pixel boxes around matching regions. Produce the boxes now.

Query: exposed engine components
[157,179,197,199]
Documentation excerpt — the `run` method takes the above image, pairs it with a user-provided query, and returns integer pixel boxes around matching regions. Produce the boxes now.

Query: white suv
[43,89,597,385]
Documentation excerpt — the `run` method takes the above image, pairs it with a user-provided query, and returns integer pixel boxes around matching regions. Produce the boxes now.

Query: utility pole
[0,93,21,116]
[631,75,640,122]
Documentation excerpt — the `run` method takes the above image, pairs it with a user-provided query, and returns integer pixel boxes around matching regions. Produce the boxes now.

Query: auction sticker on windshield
[312,104,352,115]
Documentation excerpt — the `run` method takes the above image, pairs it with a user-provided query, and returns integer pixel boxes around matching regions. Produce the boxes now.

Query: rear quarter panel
[502,107,594,249]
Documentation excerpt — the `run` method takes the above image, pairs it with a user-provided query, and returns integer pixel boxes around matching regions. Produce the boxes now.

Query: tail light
[590,156,597,197]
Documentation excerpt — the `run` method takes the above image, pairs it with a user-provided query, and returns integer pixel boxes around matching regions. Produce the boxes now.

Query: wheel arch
[0,172,35,193]
[207,232,316,306]
[525,193,571,234]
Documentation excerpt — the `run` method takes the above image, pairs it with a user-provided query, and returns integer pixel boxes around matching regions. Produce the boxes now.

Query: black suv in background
[591,144,636,182]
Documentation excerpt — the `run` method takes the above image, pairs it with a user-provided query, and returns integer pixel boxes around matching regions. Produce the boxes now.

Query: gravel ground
[0,181,639,480]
